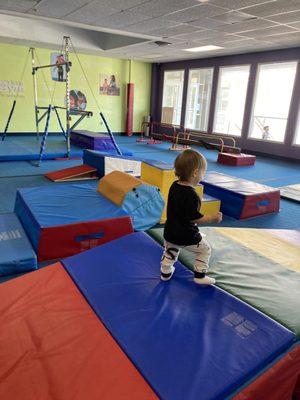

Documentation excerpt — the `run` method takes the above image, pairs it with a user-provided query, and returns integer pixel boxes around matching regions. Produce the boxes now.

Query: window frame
[247,60,298,144]
[184,67,214,133]
[212,64,251,137]
[161,69,185,126]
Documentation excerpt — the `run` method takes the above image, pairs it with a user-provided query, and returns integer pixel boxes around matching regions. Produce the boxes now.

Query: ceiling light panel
[209,10,256,23]
[184,44,223,51]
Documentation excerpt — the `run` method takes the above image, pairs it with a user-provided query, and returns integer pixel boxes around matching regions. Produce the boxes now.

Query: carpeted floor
[0,134,299,229]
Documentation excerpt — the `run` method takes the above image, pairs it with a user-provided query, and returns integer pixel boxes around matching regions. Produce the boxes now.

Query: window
[161,70,184,125]
[213,65,250,136]
[185,68,213,132]
[294,108,300,145]
[249,61,297,142]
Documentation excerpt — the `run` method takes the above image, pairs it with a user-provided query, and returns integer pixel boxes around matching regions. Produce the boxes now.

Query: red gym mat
[218,152,256,166]
[0,263,157,400]
[45,164,98,181]
[234,344,300,400]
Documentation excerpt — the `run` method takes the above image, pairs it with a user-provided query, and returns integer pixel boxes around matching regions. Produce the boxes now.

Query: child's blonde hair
[174,149,207,181]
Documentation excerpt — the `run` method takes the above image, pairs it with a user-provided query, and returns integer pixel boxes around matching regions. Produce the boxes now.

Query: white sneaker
[194,276,215,285]
[161,266,175,281]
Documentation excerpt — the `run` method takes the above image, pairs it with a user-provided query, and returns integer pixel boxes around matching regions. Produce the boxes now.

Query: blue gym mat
[0,159,83,177]
[15,181,128,249]
[0,138,83,161]
[63,232,295,400]
[0,213,37,276]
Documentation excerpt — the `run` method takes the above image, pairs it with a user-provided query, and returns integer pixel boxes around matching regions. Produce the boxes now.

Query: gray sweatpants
[160,238,211,275]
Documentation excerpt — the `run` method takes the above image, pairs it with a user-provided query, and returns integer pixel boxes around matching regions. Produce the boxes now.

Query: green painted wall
[0,43,151,133]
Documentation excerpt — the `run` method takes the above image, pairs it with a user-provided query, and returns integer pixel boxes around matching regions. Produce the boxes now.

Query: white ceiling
[0,0,299,62]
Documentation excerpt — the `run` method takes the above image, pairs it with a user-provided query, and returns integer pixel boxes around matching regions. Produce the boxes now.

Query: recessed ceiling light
[184,45,223,52]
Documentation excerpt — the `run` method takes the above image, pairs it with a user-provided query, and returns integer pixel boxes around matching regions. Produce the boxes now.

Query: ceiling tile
[267,31,300,42]
[207,0,277,10]
[124,17,177,34]
[30,0,89,18]
[209,10,257,24]
[93,8,153,28]
[66,1,118,24]
[129,0,200,18]
[187,18,229,29]
[0,0,38,12]
[215,18,277,33]
[164,4,229,23]
[175,28,225,39]
[266,10,300,23]
[289,21,300,29]
[241,0,300,18]
[148,24,200,37]
[103,0,149,11]
[243,25,298,38]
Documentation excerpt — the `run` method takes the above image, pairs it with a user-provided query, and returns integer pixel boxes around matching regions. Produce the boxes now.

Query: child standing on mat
[161,149,222,285]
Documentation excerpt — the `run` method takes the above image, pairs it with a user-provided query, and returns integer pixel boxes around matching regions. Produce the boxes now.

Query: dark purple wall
[151,47,300,161]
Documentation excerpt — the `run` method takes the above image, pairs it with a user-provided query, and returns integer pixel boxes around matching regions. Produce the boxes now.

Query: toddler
[161,149,222,285]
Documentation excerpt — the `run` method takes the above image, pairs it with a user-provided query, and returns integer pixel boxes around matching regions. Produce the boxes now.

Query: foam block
[63,232,295,400]
[141,161,204,222]
[280,184,300,203]
[71,130,117,151]
[0,213,37,276]
[0,262,157,400]
[98,171,141,206]
[14,182,133,262]
[45,164,98,182]
[83,149,141,177]
[71,130,132,156]
[201,194,221,215]
[201,172,280,219]
[218,152,256,166]
[98,171,164,230]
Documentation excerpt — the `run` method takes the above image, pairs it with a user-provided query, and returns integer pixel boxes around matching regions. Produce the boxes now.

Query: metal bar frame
[1,100,17,141]
[70,114,88,131]
[32,61,71,73]
[37,109,50,124]
[31,36,72,162]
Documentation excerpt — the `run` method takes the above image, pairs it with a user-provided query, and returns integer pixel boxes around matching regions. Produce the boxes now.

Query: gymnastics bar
[70,110,93,131]
[32,61,72,74]
[186,129,237,149]
[151,132,241,154]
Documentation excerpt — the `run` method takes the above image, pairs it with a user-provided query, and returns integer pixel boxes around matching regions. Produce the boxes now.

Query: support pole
[1,100,17,141]
[100,112,122,155]
[53,107,67,139]
[30,47,40,140]
[64,36,71,158]
[37,105,52,166]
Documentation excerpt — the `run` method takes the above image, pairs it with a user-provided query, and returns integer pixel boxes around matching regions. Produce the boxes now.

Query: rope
[35,51,52,100]
[50,38,65,106]
[13,49,31,101]
[69,37,101,112]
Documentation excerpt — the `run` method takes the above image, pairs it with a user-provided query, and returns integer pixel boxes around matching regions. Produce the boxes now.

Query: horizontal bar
[33,61,71,72]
